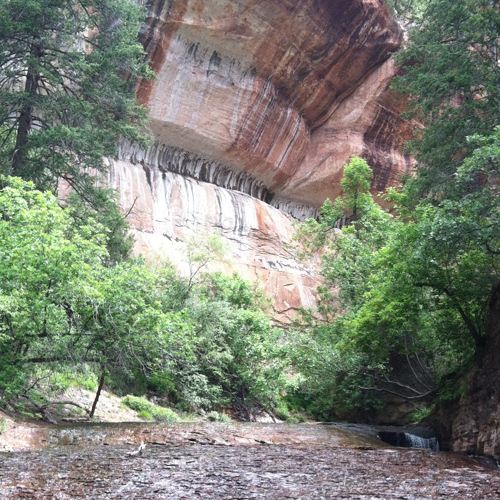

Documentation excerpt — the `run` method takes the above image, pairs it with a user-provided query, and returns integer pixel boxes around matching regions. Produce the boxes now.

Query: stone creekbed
[1,423,499,498]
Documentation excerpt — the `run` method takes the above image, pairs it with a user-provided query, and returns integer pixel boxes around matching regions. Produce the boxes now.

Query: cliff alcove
[113,0,412,323]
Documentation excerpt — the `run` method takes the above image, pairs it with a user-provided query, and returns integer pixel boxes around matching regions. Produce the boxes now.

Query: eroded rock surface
[111,158,319,322]
[138,0,404,198]
[1,422,499,499]
[113,0,411,319]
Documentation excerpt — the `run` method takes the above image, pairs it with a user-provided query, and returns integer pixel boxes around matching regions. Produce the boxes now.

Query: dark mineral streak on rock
[112,1,412,322]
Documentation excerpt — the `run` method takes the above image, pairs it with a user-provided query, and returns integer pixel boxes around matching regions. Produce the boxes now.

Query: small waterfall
[404,433,440,452]
[377,431,440,451]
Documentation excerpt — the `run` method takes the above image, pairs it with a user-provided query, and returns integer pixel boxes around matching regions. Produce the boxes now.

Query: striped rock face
[114,0,411,321]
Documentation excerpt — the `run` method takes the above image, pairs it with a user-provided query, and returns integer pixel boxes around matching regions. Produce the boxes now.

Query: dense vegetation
[286,0,500,422]
[0,177,291,420]
[1,0,499,426]
[0,0,292,422]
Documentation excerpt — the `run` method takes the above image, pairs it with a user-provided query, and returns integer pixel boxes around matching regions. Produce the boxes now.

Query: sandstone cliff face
[115,0,408,320]
[110,157,319,322]
[448,297,500,459]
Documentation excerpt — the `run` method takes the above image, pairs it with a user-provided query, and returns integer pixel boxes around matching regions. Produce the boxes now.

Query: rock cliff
[447,294,500,460]
[114,0,410,320]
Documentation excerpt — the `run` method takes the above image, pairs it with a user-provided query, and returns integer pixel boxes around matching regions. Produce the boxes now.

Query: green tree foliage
[0,0,152,191]
[298,157,392,317]
[293,158,399,419]
[0,177,289,420]
[149,272,288,420]
[386,0,425,18]
[293,148,500,418]
[0,0,153,260]
[390,0,500,352]
[393,0,500,196]
[291,2,500,421]
[65,187,134,264]
[0,177,178,413]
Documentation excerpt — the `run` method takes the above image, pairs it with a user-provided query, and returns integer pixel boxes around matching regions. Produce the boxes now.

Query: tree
[0,176,108,408]
[297,157,392,316]
[0,177,183,417]
[0,0,152,207]
[393,0,500,197]
[191,273,286,420]
[391,0,500,351]
[293,150,500,418]
[146,271,289,420]
[0,177,290,420]
[386,0,426,19]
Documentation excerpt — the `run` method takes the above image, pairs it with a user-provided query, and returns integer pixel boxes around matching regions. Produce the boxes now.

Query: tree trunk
[11,44,42,175]
[90,365,106,418]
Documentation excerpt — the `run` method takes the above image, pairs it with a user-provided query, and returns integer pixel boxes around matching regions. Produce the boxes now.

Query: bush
[206,410,233,423]
[121,395,179,422]
[409,406,433,424]
[275,404,291,421]
[137,410,153,420]
[207,411,220,421]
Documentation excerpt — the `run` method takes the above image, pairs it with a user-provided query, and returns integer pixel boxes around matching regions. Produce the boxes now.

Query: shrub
[122,395,179,422]
[207,411,220,421]
[275,405,291,421]
[206,410,233,423]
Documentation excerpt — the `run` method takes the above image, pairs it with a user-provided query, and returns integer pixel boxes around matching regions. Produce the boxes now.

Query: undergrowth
[121,395,180,422]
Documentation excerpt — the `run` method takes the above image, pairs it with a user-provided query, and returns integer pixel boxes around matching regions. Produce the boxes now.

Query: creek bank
[1,422,499,499]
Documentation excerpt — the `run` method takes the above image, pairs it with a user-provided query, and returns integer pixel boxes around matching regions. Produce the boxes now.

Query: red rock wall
[113,0,410,320]
[110,158,320,323]
[136,0,406,203]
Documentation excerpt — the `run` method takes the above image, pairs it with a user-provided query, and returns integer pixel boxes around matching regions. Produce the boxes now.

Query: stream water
[0,422,499,499]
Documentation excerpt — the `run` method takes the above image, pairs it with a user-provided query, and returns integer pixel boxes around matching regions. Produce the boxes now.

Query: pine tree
[0,0,152,199]
[393,0,500,196]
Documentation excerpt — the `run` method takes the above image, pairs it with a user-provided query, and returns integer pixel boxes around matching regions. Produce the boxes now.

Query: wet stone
[0,423,499,498]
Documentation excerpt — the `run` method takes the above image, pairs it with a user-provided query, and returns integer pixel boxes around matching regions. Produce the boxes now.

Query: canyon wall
[448,295,500,459]
[113,1,499,455]
[115,0,411,320]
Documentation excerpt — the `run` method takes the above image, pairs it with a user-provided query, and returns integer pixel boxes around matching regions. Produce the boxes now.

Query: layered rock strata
[115,0,410,319]
[110,158,319,323]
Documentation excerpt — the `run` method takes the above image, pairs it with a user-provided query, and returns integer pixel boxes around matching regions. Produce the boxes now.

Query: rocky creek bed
[0,422,499,499]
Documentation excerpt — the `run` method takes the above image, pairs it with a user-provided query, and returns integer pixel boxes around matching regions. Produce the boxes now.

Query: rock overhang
[136,0,407,212]
[114,0,412,321]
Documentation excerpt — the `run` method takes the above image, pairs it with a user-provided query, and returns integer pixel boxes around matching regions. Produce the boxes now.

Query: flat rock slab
[0,423,499,498]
